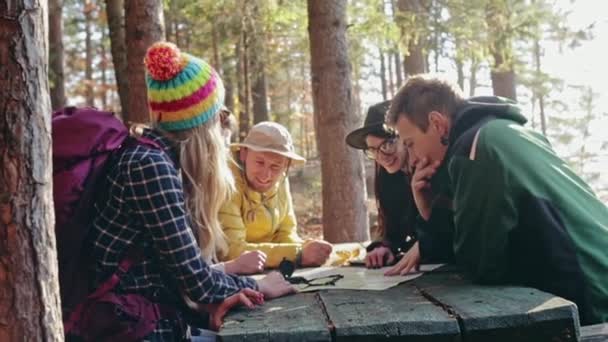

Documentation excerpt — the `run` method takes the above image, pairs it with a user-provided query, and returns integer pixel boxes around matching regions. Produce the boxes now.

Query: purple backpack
[52,107,172,341]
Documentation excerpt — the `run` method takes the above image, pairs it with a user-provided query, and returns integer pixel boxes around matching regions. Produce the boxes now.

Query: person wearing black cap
[346,101,454,275]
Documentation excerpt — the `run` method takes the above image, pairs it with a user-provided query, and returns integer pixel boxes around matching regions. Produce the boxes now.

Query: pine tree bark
[379,48,388,100]
[106,0,129,116]
[49,0,66,110]
[251,60,269,124]
[469,55,479,97]
[534,38,547,135]
[84,1,95,105]
[387,47,395,96]
[125,0,164,124]
[455,57,464,91]
[397,0,428,76]
[0,2,63,340]
[307,0,369,242]
[489,53,517,100]
[237,30,251,141]
[486,2,517,100]
[164,0,173,41]
[223,59,235,112]
[394,52,403,87]
[249,2,269,124]
[100,27,108,109]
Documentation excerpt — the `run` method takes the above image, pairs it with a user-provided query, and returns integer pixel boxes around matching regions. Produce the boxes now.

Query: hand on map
[257,271,296,298]
[302,240,333,266]
[226,250,267,274]
[365,246,395,268]
[384,242,420,276]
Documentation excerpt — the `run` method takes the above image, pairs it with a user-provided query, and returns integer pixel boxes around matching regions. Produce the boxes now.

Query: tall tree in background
[307,0,369,242]
[99,24,109,109]
[106,0,129,115]
[249,1,269,124]
[519,0,591,135]
[0,1,63,340]
[396,0,429,76]
[237,29,251,141]
[125,0,164,124]
[84,1,95,105]
[49,0,66,109]
[486,0,517,100]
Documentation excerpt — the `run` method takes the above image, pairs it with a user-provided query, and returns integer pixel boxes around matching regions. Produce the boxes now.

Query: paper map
[288,264,443,292]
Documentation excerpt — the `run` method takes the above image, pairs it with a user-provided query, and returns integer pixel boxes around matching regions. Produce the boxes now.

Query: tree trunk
[455,57,464,91]
[307,0,369,242]
[223,59,235,113]
[251,61,269,124]
[387,46,394,96]
[486,2,517,101]
[0,2,63,341]
[164,0,173,41]
[84,1,95,106]
[100,26,108,109]
[469,56,478,97]
[300,61,312,159]
[490,60,517,100]
[48,0,65,110]
[394,52,403,88]
[534,38,547,135]
[250,2,269,124]
[237,33,251,141]
[397,0,428,76]
[125,0,164,124]
[211,25,221,70]
[379,48,388,100]
[106,0,129,116]
[431,0,440,72]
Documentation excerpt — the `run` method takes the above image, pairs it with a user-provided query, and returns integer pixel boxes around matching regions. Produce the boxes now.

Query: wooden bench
[219,265,580,341]
[581,323,608,342]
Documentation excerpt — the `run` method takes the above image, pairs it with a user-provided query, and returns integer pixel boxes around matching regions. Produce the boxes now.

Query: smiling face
[365,134,407,174]
[394,112,450,173]
[240,148,290,192]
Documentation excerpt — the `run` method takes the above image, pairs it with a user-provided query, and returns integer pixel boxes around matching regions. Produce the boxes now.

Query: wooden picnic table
[219,265,580,342]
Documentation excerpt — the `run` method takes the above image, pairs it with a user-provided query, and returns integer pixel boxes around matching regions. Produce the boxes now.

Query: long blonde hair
[160,115,234,262]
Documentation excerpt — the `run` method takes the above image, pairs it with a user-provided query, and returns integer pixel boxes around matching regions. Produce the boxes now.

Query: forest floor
[290,159,382,241]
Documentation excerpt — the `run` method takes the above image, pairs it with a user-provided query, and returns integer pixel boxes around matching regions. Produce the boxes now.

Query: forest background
[49,0,608,242]
[1,1,607,337]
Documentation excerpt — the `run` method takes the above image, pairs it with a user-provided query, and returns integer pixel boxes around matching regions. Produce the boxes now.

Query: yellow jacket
[219,162,303,268]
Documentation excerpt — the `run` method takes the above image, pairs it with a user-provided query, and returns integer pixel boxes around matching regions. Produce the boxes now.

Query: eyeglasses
[364,136,398,160]
[278,258,344,288]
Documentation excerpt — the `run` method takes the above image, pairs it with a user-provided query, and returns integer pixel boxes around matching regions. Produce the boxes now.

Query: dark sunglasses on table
[364,136,399,160]
[278,258,344,288]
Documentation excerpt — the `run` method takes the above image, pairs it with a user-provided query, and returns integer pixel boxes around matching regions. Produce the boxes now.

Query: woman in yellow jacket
[219,122,333,272]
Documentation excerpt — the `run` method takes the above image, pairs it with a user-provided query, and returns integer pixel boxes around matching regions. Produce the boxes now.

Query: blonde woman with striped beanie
[89,42,294,341]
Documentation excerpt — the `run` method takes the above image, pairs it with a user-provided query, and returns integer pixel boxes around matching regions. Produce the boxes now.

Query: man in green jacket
[386,74,608,325]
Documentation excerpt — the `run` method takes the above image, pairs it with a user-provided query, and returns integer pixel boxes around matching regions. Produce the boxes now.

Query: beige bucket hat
[231,121,306,166]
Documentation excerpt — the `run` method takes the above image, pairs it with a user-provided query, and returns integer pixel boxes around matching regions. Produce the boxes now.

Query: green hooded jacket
[444,96,608,325]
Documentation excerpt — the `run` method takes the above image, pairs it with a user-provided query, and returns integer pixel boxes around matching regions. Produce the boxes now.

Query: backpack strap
[64,248,144,333]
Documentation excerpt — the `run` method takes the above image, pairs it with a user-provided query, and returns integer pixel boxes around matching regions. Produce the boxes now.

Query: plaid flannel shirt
[90,130,257,341]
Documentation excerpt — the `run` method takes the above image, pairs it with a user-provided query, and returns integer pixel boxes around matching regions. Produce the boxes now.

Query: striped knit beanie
[144,42,225,131]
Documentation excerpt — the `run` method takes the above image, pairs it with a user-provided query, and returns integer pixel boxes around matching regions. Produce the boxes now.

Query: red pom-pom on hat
[144,42,184,81]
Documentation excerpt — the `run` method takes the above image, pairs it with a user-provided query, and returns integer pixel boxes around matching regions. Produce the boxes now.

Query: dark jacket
[444,96,608,325]
[367,165,454,264]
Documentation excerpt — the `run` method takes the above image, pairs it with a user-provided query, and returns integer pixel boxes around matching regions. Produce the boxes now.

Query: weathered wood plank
[219,292,331,342]
[581,323,608,342]
[413,272,580,342]
[318,284,461,342]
